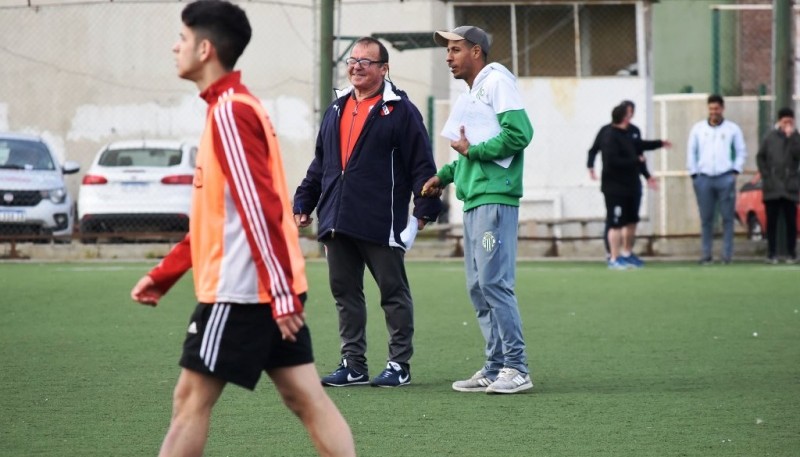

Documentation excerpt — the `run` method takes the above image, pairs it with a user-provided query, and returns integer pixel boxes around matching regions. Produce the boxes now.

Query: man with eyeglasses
[294,37,441,388]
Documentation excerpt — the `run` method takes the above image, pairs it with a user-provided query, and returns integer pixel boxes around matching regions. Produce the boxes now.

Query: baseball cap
[433,26,491,55]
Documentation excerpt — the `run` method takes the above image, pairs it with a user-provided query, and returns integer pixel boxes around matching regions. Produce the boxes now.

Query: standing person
[129,2,355,456]
[423,26,534,394]
[598,105,646,269]
[587,100,671,266]
[686,94,747,264]
[756,107,800,263]
[293,37,441,388]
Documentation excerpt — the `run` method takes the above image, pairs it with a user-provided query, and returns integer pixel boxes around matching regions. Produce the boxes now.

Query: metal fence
[0,0,316,246]
[0,0,795,260]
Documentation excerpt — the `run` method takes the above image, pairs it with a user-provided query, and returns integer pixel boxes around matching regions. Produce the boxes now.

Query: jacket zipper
[332,100,383,237]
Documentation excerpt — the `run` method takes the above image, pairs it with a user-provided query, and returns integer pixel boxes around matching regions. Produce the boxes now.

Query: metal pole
[712,7,721,95]
[758,84,770,140]
[773,0,794,115]
[319,0,334,123]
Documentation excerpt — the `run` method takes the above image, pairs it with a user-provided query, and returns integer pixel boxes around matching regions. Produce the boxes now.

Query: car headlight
[42,187,67,204]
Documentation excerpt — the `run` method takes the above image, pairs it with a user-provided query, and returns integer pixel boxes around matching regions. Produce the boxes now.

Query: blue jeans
[463,204,529,376]
[692,172,737,260]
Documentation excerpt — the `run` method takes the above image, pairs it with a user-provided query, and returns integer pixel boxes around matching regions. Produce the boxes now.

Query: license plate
[0,210,25,222]
[121,182,150,193]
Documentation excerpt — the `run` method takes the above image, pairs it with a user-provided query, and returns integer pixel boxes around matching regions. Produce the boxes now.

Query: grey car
[0,133,80,241]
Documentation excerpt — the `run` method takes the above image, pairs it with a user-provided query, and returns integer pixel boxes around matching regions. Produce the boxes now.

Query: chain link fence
[0,0,795,259]
[712,2,774,97]
[0,0,317,248]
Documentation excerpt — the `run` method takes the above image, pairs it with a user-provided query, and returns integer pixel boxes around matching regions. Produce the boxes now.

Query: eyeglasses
[345,58,386,68]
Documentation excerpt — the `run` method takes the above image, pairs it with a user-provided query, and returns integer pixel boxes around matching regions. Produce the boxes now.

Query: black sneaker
[321,360,369,387]
[766,256,779,265]
[370,361,410,387]
[698,257,713,266]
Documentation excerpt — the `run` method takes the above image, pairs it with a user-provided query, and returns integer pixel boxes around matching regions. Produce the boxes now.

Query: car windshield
[0,139,56,171]
[99,148,183,167]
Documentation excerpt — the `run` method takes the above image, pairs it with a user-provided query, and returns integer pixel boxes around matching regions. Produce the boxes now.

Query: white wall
[0,1,447,202]
[438,76,652,224]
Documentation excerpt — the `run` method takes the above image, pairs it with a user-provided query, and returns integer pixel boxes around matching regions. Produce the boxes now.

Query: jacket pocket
[480,161,511,195]
[786,174,800,194]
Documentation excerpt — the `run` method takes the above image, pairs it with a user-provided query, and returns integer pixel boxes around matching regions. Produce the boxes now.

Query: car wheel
[747,213,764,241]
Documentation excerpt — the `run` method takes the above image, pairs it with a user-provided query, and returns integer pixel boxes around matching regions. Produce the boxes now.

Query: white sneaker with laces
[452,370,494,392]
[486,367,533,394]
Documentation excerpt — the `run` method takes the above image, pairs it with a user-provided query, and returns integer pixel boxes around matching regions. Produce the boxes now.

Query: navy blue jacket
[293,81,441,249]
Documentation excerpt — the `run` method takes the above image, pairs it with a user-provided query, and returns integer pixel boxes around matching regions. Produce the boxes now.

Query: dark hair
[612,104,628,124]
[355,37,389,63]
[777,107,795,120]
[463,39,488,63]
[620,100,635,111]
[707,94,724,106]
[182,0,252,71]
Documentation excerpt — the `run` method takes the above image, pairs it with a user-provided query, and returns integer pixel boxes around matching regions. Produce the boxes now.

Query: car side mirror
[62,160,80,175]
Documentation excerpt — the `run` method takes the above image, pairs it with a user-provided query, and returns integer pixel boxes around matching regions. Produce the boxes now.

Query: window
[99,148,183,167]
[454,2,638,77]
[0,140,55,170]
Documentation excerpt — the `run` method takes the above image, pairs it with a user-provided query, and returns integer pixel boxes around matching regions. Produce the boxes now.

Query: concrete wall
[650,93,771,236]
[437,76,652,225]
[0,1,448,203]
[652,0,731,94]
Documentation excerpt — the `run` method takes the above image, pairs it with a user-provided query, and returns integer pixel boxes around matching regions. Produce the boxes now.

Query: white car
[78,140,197,239]
[0,133,80,242]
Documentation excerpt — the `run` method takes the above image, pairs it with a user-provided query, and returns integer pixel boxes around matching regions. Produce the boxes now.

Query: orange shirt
[339,93,382,169]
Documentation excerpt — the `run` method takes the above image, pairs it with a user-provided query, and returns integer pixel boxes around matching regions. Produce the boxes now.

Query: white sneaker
[452,370,493,392]
[485,367,533,394]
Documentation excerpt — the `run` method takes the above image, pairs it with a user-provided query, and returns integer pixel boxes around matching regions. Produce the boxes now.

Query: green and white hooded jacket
[436,63,533,211]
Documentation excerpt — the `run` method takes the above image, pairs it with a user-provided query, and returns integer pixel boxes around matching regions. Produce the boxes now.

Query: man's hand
[646,177,659,191]
[417,219,429,231]
[421,175,443,198]
[661,140,672,149]
[450,126,470,157]
[275,312,306,342]
[131,275,162,307]
[294,213,313,228]
[588,168,597,180]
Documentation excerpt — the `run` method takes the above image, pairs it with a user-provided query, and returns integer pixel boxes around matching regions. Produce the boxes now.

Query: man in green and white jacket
[424,25,534,394]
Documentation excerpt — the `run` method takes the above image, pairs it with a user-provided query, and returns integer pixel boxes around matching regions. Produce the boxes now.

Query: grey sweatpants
[463,204,529,375]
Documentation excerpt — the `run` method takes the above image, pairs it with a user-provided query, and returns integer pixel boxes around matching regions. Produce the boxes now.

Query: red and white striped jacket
[147,71,304,318]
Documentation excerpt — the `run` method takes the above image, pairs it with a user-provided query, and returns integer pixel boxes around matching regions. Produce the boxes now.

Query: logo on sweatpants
[482,231,496,252]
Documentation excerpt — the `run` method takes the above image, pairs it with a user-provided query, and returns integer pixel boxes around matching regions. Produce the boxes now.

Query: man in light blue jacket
[686,94,747,264]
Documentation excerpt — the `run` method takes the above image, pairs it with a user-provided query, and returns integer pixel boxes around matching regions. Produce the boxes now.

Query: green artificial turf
[0,261,798,456]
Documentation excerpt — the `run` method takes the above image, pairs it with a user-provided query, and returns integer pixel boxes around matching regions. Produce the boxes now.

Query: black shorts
[179,303,314,390]
[604,193,641,228]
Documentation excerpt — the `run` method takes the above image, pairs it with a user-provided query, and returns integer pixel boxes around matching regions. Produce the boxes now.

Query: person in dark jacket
[600,104,646,269]
[587,100,671,265]
[293,37,441,388]
[756,107,800,263]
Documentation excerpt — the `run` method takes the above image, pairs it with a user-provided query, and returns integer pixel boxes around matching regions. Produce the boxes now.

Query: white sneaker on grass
[452,370,494,392]
[485,367,533,394]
